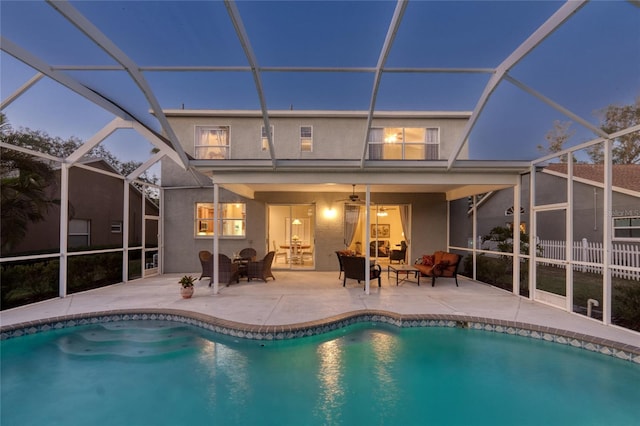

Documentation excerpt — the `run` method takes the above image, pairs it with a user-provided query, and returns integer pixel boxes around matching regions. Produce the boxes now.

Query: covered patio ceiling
[1,1,638,180]
[208,168,522,200]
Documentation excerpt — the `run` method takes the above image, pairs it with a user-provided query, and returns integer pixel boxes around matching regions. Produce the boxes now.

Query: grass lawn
[468,255,639,332]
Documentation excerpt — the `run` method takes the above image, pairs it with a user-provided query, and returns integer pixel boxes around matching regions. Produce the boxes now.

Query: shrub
[1,259,59,309]
[613,284,640,332]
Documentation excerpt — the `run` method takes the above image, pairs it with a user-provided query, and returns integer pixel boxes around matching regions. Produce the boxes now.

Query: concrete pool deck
[1,271,639,355]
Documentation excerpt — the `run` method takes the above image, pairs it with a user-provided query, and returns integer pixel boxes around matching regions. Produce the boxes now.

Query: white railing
[536,238,640,281]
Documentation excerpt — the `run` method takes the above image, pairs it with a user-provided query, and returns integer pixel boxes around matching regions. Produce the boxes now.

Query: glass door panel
[268,204,315,270]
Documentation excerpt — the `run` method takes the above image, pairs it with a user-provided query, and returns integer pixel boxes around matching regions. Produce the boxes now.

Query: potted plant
[179,275,196,299]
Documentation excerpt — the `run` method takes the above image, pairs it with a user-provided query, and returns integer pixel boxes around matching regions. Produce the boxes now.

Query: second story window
[261,125,274,151]
[300,126,313,152]
[195,126,229,159]
[425,128,439,159]
[368,127,440,160]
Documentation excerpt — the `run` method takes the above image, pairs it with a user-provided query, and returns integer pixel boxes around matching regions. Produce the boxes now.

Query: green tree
[2,115,157,183]
[1,115,58,251]
[1,114,161,249]
[537,120,575,160]
[589,96,640,164]
[482,225,533,255]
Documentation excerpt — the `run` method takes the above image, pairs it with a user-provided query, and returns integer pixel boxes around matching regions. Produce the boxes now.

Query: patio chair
[198,251,240,287]
[341,255,382,289]
[414,251,461,287]
[389,240,407,264]
[335,250,351,279]
[198,250,212,281]
[247,251,276,282]
[239,247,257,261]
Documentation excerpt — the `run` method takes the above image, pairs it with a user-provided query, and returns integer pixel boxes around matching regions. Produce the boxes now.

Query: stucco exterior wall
[162,186,265,273]
[162,186,447,274]
[165,112,470,160]
[161,110,470,273]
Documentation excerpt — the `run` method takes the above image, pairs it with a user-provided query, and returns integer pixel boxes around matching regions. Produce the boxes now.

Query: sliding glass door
[268,204,315,270]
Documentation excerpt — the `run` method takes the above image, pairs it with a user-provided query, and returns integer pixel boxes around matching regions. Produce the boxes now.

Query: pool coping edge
[1,309,639,364]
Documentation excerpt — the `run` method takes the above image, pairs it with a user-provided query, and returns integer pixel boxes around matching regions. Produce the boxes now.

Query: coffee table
[388,264,420,286]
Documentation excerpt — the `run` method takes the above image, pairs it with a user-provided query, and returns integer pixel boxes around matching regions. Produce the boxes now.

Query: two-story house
[161,109,527,274]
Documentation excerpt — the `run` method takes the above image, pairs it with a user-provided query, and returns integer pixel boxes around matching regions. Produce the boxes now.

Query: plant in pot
[179,275,196,299]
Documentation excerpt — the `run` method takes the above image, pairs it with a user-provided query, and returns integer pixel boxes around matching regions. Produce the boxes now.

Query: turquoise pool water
[1,321,638,426]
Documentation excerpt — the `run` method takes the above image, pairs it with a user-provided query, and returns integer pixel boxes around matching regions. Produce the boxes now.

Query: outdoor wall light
[324,207,337,219]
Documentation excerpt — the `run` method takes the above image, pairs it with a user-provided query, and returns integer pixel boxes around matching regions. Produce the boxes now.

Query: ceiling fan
[338,185,381,205]
[375,205,397,216]
[338,184,364,203]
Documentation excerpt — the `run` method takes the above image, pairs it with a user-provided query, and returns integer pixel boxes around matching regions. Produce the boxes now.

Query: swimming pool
[2,320,638,425]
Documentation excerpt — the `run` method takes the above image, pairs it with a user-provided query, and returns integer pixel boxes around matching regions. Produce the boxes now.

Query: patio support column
[59,163,69,297]
[602,140,612,325]
[160,188,165,275]
[566,158,574,312]
[529,165,536,301]
[365,185,371,295]
[471,195,477,280]
[512,182,521,295]
[123,179,130,282]
[141,182,146,279]
[212,183,220,294]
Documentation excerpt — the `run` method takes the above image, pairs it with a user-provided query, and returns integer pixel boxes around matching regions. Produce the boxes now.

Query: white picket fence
[537,238,640,281]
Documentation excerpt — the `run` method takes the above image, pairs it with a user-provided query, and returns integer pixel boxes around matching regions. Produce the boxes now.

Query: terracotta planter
[180,286,194,299]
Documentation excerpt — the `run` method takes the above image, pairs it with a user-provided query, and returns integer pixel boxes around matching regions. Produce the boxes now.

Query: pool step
[55,321,202,358]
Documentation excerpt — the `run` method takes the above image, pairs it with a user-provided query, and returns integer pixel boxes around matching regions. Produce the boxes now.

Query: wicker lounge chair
[247,251,276,282]
[198,251,240,286]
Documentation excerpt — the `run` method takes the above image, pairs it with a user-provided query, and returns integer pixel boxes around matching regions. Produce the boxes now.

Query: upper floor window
[195,126,229,159]
[196,202,246,237]
[261,125,274,151]
[300,126,313,152]
[368,127,439,160]
[613,216,640,239]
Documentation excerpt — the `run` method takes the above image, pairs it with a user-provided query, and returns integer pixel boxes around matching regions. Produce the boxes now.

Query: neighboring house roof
[52,157,159,208]
[544,163,640,193]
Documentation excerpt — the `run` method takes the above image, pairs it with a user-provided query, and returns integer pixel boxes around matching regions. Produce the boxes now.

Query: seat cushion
[433,251,446,265]
[422,255,434,266]
[414,264,433,276]
[440,253,460,276]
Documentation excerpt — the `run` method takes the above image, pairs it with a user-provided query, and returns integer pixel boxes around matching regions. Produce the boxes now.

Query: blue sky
[1,0,638,164]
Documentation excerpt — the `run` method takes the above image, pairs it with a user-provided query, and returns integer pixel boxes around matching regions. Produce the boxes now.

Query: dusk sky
[1,1,638,165]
